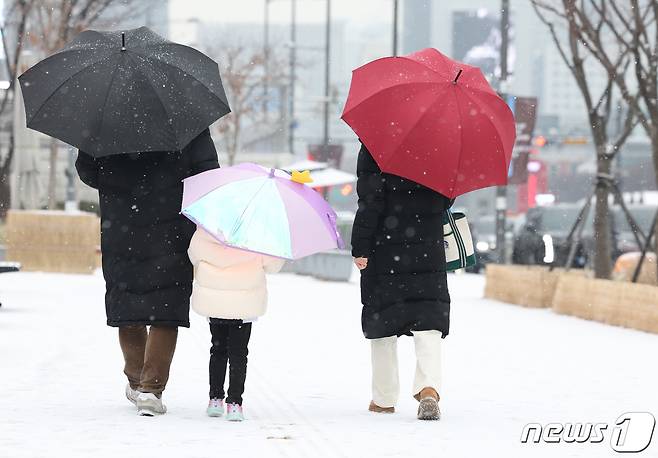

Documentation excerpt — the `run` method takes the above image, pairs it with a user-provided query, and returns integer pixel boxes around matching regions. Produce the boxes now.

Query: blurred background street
[2,0,658,278]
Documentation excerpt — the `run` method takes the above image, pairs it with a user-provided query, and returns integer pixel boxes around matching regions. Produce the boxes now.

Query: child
[188,227,285,421]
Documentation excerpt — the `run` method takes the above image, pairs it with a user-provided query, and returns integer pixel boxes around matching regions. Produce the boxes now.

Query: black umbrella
[18,26,231,157]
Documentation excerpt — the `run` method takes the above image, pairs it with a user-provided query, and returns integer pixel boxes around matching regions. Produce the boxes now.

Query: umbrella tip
[269,168,276,178]
[121,32,126,51]
[453,69,463,84]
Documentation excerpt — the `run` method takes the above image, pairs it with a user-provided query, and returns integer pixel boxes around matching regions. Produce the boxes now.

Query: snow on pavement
[1,270,657,458]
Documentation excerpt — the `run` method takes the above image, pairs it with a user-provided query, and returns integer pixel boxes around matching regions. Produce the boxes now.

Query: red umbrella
[341,48,516,198]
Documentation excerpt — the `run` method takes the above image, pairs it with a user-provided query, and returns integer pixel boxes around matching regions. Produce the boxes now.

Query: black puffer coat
[75,129,219,328]
[351,144,452,339]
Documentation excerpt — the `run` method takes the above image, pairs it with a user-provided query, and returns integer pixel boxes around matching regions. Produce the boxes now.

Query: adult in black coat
[351,143,451,419]
[76,128,219,406]
[351,144,452,338]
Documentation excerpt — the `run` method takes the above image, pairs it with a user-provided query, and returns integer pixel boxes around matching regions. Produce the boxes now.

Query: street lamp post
[392,0,399,56]
[495,0,510,263]
[289,0,297,155]
[64,145,77,212]
[323,0,331,146]
[263,0,270,121]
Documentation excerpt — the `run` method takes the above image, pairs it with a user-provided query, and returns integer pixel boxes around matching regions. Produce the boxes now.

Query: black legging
[209,321,252,405]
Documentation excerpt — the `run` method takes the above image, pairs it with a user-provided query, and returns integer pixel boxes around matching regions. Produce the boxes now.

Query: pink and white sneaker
[226,403,244,421]
[206,398,225,417]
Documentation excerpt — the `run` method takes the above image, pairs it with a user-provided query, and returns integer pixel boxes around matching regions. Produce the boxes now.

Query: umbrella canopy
[181,163,343,260]
[19,26,230,157]
[341,48,516,198]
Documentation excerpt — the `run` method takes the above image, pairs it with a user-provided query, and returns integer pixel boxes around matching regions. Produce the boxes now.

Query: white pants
[370,330,442,408]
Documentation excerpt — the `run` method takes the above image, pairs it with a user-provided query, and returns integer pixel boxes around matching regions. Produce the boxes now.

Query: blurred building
[5,0,646,214]
[168,12,390,168]
[401,1,431,54]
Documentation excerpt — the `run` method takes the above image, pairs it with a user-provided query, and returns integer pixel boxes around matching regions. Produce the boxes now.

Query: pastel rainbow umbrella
[181,163,343,260]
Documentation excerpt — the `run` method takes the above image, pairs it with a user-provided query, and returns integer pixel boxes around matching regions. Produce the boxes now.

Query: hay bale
[5,210,100,274]
[485,264,588,308]
[541,267,589,306]
[484,264,545,307]
[553,274,658,334]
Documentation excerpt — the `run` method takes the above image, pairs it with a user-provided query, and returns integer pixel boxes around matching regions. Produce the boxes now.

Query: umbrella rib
[94,54,123,145]
[464,85,509,105]
[342,81,437,119]
[344,56,479,118]
[459,86,509,159]
[25,53,116,125]
[228,179,270,240]
[128,48,230,110]
[288,187,338,255]
[31,47,94,62]
[376,84,453,172]
[462,86,516,147]
[463,89,514,150]
[397,54,463,80]
[455,87,508,192]
[451,86,466,196]
[125,52,181,149]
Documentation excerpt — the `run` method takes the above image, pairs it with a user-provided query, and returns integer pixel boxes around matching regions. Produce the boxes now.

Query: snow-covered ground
[1,270,657,458]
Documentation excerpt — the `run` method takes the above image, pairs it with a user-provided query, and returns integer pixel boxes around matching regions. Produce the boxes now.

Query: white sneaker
[417,396,441,421]
[125,384,140,406]
[136,392,167,416]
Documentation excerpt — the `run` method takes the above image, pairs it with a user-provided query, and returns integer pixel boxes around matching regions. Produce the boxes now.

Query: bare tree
[208,42,288,166]
[28,0,123,209]
[532,0,639,279]
[560,1,658,279]
[0,0,36,218]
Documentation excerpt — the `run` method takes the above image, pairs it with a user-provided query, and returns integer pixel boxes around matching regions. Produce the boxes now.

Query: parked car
[467,216,496,273]
[613,204,657,254]
[512,204,607,268]
[463,214,518,273]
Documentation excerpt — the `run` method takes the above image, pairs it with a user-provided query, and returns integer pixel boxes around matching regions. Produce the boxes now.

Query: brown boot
[415,387,441,420]
[369,401,395,414]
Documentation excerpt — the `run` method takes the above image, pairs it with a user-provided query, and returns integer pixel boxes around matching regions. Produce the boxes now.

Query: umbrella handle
[121,32,126,51]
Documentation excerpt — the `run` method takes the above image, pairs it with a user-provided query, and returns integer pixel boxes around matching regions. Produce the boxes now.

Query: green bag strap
[446,210,467,268]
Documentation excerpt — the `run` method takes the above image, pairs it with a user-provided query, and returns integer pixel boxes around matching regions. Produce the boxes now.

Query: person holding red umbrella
[344,48,515,420]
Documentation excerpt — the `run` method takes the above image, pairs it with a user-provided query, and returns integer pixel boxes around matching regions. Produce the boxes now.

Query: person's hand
[354,257,368,270]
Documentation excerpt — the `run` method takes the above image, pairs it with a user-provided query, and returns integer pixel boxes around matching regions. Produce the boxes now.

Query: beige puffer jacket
[188,228,285,320]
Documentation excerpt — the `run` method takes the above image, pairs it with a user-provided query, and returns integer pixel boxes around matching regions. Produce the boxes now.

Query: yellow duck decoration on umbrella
[290,170,313,184]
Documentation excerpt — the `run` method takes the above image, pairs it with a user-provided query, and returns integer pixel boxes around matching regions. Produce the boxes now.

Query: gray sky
[169,0,393,25]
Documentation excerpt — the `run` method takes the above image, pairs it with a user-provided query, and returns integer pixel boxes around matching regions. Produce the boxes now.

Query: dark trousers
[119,325,178,396]
[209,321,252,405]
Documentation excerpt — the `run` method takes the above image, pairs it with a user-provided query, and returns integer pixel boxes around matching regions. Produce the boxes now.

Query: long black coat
[351,145,452,339]
[75,129,219,328]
